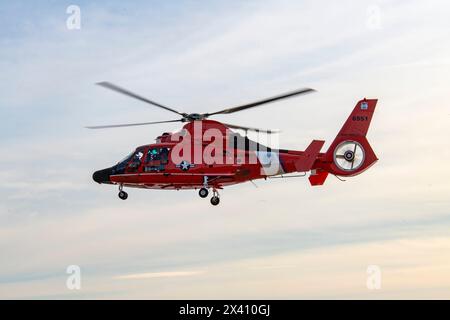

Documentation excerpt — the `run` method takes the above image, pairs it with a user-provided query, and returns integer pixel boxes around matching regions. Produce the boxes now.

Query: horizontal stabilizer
[295,140,325,172]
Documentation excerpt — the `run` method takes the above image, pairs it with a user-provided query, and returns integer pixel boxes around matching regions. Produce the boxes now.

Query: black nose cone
[92,167,113,184]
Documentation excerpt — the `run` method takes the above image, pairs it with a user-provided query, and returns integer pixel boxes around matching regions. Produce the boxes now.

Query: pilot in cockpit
[130,151,143,168]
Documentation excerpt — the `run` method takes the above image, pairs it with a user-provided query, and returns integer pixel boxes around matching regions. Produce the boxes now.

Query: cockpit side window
[130,150,144,164]
[124,148,145,173]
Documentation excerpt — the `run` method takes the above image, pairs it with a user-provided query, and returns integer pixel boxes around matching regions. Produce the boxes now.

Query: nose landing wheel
[118,191,128,200]
[118,185,128,200]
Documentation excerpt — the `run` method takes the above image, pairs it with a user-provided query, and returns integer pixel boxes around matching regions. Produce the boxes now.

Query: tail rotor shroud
[333,141,365,172]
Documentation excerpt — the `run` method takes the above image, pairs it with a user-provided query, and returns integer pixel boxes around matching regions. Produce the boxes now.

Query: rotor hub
[87,82,315,132]
[344,150,355,161]
[185,113,205,121]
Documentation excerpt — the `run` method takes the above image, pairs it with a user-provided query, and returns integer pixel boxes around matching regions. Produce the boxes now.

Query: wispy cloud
[1,0,450,299]
[114,270,206,280]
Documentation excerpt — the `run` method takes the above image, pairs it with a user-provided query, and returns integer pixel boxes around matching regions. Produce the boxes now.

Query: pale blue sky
[1,0,450,299]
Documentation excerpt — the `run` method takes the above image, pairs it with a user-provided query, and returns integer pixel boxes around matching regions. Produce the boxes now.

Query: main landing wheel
[210,196,220,206]
[118,190,128,200]
[199,188,209,198]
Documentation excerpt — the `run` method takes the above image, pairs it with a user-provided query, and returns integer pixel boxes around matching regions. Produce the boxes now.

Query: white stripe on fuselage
[256,151,284,176]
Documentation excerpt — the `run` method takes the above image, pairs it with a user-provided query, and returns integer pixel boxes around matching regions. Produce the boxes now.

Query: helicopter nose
[92,168,112,184]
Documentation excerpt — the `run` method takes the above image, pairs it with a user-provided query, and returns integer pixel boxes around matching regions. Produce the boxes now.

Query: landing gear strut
[199,176,210,199]
[118,184,128,200]
[199,177,220,205]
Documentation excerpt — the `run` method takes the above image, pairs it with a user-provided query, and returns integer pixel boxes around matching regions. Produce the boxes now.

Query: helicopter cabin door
[144,147,170,172]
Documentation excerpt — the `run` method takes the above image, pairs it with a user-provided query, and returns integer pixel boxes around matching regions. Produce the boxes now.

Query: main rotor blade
[97,82,185,117]
[223,122,280,134]
[204,88,315,117]
[85,119,183,129]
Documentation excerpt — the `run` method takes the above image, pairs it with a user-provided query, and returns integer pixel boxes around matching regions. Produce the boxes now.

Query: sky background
[1,0,450,299]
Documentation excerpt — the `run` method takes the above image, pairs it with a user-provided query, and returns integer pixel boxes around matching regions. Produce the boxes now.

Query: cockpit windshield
[115,148,145,174]
[118,151,135,166]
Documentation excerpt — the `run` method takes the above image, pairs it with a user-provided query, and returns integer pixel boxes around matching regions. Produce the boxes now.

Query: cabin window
[146,148,170,162]
[144,147,171,172]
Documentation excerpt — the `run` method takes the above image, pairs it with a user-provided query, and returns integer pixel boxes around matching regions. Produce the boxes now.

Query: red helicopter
[88,82,378,206]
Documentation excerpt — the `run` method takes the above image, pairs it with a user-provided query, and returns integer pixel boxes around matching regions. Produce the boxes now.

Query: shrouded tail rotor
[333,141,365,172]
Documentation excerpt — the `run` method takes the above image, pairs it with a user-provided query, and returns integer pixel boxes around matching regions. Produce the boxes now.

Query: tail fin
[335,98,377,137]
[309,98,378,185]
